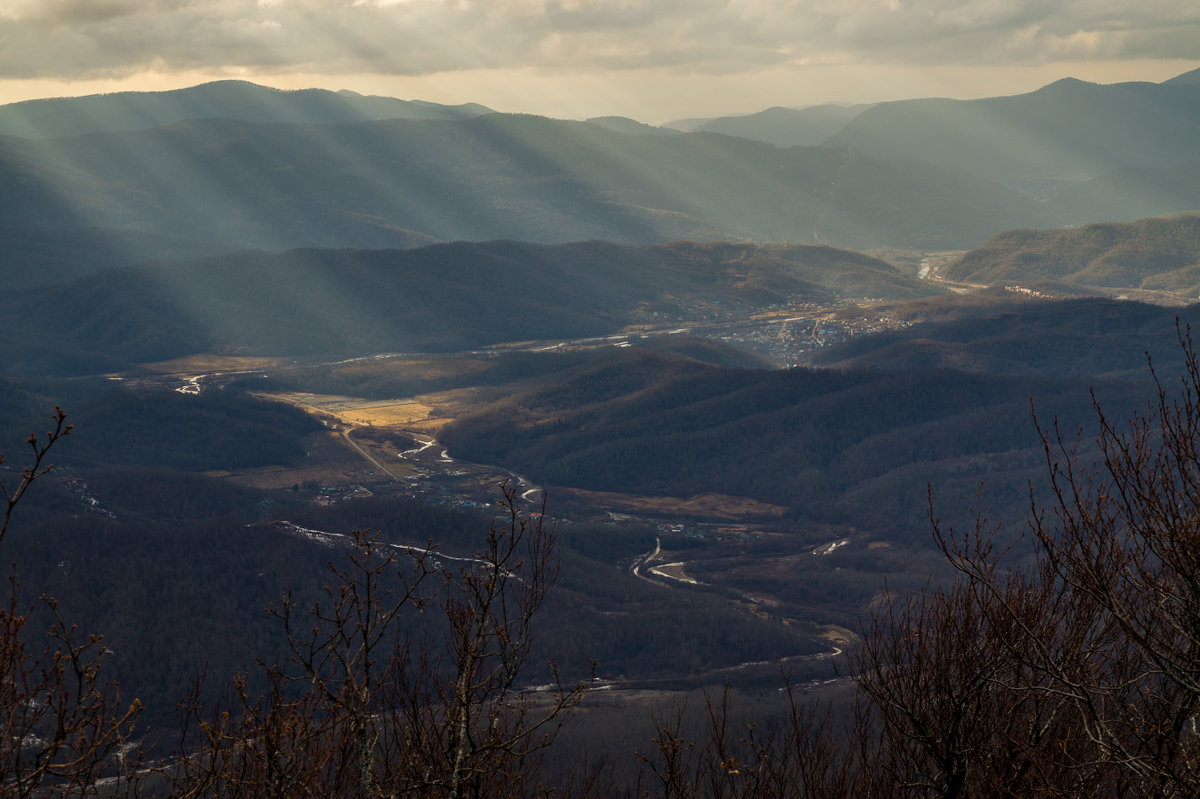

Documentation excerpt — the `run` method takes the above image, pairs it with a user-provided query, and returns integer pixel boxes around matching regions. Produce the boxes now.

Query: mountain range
[826,71,1200,198]
[663,68,1200,221]
[0,108,1044,268]
[0,69,1193,277]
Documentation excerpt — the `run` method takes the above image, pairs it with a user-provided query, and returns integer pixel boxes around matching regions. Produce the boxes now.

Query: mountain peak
[1035,76,1096,93]
[1164,66,1200,85]
[584,116,669,136]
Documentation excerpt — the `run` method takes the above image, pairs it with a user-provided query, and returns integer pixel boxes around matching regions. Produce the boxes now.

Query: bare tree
[381,483,589,798]
[168,664,354,798]
[1021,333,1200,793]
[864,328,1200,797]
[174,481,588,798]
[0,588,143,797]
[0,406,71,547]
[853,549,1115,798]
[0,408,143,797]
[632,677,868,799]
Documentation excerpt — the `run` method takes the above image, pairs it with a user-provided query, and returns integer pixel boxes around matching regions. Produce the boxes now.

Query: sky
[0,1,1197,124]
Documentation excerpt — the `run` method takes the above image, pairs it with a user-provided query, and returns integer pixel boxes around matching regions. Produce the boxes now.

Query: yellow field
[261,392,436,426]
[337,402,434,426]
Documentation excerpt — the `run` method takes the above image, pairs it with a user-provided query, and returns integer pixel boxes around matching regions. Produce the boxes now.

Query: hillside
[807,296,1200,378]
[942,214,1200,293]
[429,297,1200,532]
[0,240,937,375]
[438,345,1149,533]
[826,73,1200,198]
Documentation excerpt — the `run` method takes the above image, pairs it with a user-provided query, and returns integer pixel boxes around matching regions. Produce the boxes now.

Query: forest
[6,333,1200,796]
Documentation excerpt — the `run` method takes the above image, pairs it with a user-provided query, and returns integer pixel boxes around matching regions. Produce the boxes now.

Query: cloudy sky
[0,0,1197,123]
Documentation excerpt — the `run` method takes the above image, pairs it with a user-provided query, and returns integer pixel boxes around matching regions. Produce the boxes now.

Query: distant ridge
[666,104,873,148]
[826,72,1200,195]
[0,80,493,139]
[0,111,1045,256]
[584,116,672,136]
[1164,66,1200,85]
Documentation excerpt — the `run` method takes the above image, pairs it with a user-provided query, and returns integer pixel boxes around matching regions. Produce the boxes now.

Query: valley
[78,226,1200,701]
[100,295,930,687]
[2,67,1200,794]
[114,285,936,519]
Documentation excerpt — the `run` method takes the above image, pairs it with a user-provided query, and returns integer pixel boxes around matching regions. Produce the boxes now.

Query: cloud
[0,0,144,24]
[0,0,1196,81]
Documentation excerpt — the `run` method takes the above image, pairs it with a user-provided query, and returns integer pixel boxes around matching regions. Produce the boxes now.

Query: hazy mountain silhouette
[584,116,674,136]
[1164,67,1200,85]
[9,73,1200,767]
[826,71,1200,198]
[665,104,873,147]
[0,111,1046,260]
[0,80,491,139]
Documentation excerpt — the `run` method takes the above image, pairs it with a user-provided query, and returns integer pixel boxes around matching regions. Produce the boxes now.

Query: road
[629,538,662,584]
[340,427,403,480]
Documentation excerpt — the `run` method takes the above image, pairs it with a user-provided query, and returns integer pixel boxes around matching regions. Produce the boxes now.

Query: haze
[0,0,1197,122]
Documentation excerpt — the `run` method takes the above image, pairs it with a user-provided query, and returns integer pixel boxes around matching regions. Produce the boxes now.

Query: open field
[259,387,485,431]
[282,395,435,427]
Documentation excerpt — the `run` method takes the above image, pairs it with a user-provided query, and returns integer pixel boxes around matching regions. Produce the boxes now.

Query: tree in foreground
[862,331,1200,797]
[0,408,143,797]
[170,482,589,799]
[0,409,584,798]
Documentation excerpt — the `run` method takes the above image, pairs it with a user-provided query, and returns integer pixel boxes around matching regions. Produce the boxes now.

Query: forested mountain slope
[0,240,936,375]
[0,111,1045,266]
[808,297,1200,377]
[439,346,1148,532]
[943,214,1200,293]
